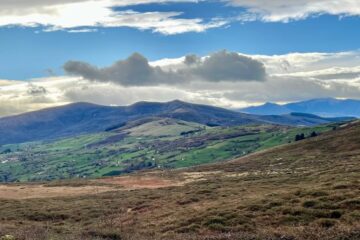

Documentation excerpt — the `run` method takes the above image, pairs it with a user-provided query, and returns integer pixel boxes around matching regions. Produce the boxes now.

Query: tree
[310,131,318,138]
[295,133,305,141]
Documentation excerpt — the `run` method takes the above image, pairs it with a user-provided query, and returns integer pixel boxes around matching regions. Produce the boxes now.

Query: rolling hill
[0,100,352,145]
[0,117,338,182]
[240,98,360,117]
[0,100,260,145]
[260,112,353,126]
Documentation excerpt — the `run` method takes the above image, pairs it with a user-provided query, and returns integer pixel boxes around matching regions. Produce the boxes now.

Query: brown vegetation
[0,122,360,239]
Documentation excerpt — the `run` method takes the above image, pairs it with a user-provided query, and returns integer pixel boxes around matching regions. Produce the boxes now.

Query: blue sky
[1,0,360,80]
[1,0,360,116]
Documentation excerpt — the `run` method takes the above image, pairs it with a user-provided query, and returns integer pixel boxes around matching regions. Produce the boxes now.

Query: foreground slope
[0,121,359,239]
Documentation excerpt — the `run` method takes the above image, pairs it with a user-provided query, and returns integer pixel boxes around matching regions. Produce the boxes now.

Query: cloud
[0,0,197,11]
[186,51,266,82]
[223,77,360,104]
[67,28,98,33]
[226,0,360,22]
[64,50,266,86]
[27,84,47,96]
[275,66,360,80]
[0,78,69,117]
[64,53,170,86]
[1,50,360,117]
[2,0,359,35]
[0,0,226,34]
[251,51,360,75]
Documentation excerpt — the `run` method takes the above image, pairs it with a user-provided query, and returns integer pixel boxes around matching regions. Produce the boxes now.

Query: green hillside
[0,118,340,182]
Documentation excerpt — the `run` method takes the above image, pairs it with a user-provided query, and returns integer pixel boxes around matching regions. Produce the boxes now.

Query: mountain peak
[169,99,186,104]
[263,102,280,107]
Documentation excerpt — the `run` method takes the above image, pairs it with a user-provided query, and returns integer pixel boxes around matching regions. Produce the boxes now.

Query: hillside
[0,100,350,145]
[261,112,354,126]
[0,100,260,145]
[0,122,359,239]
[0,119,337,182]
[241,98,360,117]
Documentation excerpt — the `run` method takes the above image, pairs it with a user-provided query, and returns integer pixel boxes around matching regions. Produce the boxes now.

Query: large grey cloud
[186,51,266,82]
[64,51,266,86]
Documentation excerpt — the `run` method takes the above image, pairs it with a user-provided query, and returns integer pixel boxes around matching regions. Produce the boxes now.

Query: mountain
[0,100,260,145]
[260,112,354,127]
[240,98,360,117]
[0,100,352,145]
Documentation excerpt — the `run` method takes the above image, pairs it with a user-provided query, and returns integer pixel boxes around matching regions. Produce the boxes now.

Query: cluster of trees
[295,131,318,141]
[1,149,11,154]
[104,160,157,176]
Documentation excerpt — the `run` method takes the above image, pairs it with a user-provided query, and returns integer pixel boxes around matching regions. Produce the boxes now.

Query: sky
[1,0,360,116]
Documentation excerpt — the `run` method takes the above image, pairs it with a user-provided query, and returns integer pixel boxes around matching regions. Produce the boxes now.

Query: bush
[0,236,15,240]
[303,200,318,208]
[203,216,226,226]
[207,223,228,232]
[330,211,342,219]
[316,219,337,228]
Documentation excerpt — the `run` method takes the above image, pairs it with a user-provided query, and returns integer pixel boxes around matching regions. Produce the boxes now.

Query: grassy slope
[0,121,359,239]
[0,119,336,182]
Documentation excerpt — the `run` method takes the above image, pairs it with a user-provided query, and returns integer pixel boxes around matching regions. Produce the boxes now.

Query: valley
[2,4,359,240]
[0,117,337,182]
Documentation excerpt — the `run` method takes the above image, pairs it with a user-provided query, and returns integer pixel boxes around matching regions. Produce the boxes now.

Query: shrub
[303,200,318,208]
[330,211,342,219]
[207,223,228,232]
[203,216,226,226]
[316,219,337,228]
[0,235,15,240]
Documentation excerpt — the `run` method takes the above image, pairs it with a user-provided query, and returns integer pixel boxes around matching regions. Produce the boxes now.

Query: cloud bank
[1,50,360,117]
[2,0,360,34]
[0,0,226,34]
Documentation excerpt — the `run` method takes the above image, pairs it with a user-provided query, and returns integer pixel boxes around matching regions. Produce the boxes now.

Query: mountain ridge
[240,98,360,117]
[0,100,353,145]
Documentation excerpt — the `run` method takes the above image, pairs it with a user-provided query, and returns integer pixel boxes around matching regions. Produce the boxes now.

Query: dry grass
[0,185,116,199]
[0,122,360,239]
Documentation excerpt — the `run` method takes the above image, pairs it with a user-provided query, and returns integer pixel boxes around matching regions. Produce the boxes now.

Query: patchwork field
[0,118,337,182]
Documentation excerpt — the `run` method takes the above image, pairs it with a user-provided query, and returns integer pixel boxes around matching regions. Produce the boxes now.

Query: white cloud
[226,0,360,22]
[0,0,225,34]
[250,51,360,74]
[2,0,360,34]
[1,50,360,117]
[67,28,98,33]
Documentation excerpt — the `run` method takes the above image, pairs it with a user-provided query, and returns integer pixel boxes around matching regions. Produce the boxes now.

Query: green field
[0,118,339,182]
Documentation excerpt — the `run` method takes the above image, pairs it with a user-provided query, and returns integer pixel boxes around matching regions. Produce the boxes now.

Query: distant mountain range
[240,98,360,117]
[0,100,353,145]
